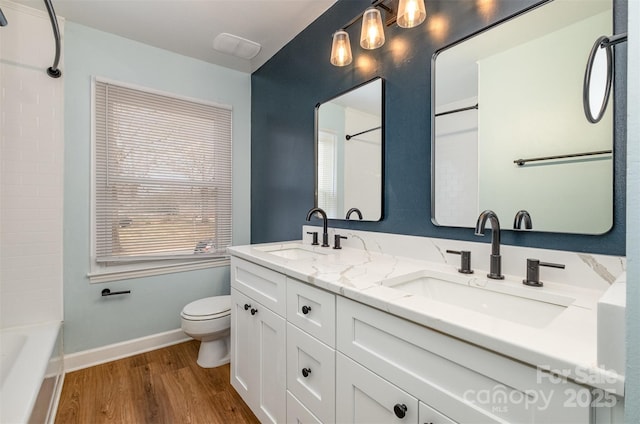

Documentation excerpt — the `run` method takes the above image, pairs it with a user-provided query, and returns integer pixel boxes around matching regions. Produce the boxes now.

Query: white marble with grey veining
[303,226,625,290]
[228,227,626,395]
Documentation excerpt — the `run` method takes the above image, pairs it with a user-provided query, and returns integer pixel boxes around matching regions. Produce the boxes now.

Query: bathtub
[1,321,63,424]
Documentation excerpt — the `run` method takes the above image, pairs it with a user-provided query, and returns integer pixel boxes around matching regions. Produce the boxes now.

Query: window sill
[88,258,230,284]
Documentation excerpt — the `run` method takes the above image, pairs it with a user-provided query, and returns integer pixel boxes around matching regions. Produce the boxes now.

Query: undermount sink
[384,270,575,328]
[255,244,331,260]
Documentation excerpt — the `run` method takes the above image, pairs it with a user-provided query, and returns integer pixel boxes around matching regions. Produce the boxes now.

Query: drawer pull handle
[250,308,258,315]
[302,305,312,315]
[393,403,407,419]
[302,367,312,378]
[244,303,251,310]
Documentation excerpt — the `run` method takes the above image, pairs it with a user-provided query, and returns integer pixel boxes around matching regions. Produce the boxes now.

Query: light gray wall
[63,22,251,354]
[625,0,639,420]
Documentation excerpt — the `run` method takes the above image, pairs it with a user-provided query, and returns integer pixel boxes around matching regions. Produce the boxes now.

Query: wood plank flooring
[55,340,259,424]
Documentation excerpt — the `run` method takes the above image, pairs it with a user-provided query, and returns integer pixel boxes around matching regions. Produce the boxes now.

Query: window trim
[89,76,233,282]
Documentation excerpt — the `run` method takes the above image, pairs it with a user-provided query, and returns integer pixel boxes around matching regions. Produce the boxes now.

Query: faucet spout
[345,207,363,220]
[513,210,533,230]
[306,207,330,247]
[474,210,504,279]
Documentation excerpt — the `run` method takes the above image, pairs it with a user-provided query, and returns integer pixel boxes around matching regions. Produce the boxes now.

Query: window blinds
[94,80,232,262]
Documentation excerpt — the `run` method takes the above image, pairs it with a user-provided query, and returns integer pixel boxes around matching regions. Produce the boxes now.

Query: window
[317,130,338,217]
[93,79,232,275]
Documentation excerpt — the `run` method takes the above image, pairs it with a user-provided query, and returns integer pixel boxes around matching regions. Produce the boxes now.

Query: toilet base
[196,337,230,368]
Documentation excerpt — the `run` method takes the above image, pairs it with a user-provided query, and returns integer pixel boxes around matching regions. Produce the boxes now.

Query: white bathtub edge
[47,372,65,424]
[64,329,191,372]
[0,321,62,424]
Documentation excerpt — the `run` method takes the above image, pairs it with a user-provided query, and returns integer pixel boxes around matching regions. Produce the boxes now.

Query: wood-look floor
[55,340,259,424]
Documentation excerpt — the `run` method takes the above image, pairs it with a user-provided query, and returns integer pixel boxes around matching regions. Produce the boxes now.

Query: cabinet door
[336,352,418,424]
[230,288,256,402]
[253,298,286,424]
[230,288,286,424]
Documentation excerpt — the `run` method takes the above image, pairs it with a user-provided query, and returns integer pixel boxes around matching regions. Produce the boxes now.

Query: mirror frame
[430,0,615,235]
[314,76,385,221]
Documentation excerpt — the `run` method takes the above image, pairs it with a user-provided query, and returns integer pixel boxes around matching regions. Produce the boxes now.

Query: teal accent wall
[63,23,251,354]
[251,0,626,256]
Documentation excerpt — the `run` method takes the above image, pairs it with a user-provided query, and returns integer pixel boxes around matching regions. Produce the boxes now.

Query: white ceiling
[12,0,337,73]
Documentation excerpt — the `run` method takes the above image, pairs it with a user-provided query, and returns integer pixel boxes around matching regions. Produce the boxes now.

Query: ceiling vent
[213,33,261,60]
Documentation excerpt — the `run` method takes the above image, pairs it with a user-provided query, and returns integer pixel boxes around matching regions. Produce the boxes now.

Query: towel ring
[583,33,627,124]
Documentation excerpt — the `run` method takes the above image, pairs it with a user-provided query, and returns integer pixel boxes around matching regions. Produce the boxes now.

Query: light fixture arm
[339,0,398,31]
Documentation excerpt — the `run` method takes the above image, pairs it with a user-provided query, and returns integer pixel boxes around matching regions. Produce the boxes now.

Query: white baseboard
[64,329,192,372]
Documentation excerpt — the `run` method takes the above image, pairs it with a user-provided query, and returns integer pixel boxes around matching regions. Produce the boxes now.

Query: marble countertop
[228,239,625,395]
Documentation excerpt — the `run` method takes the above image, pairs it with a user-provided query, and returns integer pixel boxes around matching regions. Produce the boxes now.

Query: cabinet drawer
[286,323,335,423]
[287,391,322,424]
[336,352,418,424]
[420,401,457,424]
[231,256,286,316]
[337,297,590,423]
[287,278,336,347]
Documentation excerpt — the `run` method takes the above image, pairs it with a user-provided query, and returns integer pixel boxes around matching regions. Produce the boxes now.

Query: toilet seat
[181,295,230,321]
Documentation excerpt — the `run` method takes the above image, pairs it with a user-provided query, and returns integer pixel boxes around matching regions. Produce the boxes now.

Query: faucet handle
[333,234,347,249]
[446,250,474,274]
[523,258,565,287]
[306,231,319,246]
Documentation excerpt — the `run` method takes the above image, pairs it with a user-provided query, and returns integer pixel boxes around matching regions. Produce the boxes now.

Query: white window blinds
[94,80,232,263]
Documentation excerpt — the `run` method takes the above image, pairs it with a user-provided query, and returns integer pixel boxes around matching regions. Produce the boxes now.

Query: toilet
[180,295,231,368]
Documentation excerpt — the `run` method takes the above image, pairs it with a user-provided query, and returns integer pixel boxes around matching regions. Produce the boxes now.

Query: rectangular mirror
[432,0,613,234]
[316,77,383,221]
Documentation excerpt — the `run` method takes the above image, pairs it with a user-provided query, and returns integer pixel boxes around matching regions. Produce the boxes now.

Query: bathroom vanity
[229,228,625,424]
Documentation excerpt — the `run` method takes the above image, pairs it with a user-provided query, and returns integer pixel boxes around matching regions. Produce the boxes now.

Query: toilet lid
[182,295,230,318]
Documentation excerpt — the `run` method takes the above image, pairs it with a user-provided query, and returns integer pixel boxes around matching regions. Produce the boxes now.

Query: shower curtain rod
[345,126,381,140]
[44,0,62,78]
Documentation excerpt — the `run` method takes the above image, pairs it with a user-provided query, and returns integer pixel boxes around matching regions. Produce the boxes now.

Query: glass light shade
[330,30,353,66]
[397,0,427,28]
[360,8,385,50]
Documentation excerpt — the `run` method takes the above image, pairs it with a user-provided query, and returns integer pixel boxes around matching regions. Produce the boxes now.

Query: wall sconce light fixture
[330,0,427,67]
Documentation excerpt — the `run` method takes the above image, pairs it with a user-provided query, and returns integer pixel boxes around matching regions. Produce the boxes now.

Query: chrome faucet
[345,207,363,220]
[306,207,330,247]
[474,210,504,279]
[513,210,533,230]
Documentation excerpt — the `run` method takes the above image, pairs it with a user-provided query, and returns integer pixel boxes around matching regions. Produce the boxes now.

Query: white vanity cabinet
[230,253,613,424]
[230,257,286,424]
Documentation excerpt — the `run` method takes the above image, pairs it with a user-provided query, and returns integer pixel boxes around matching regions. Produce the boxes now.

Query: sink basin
[255,244,331,260]
[384,270,575,328]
